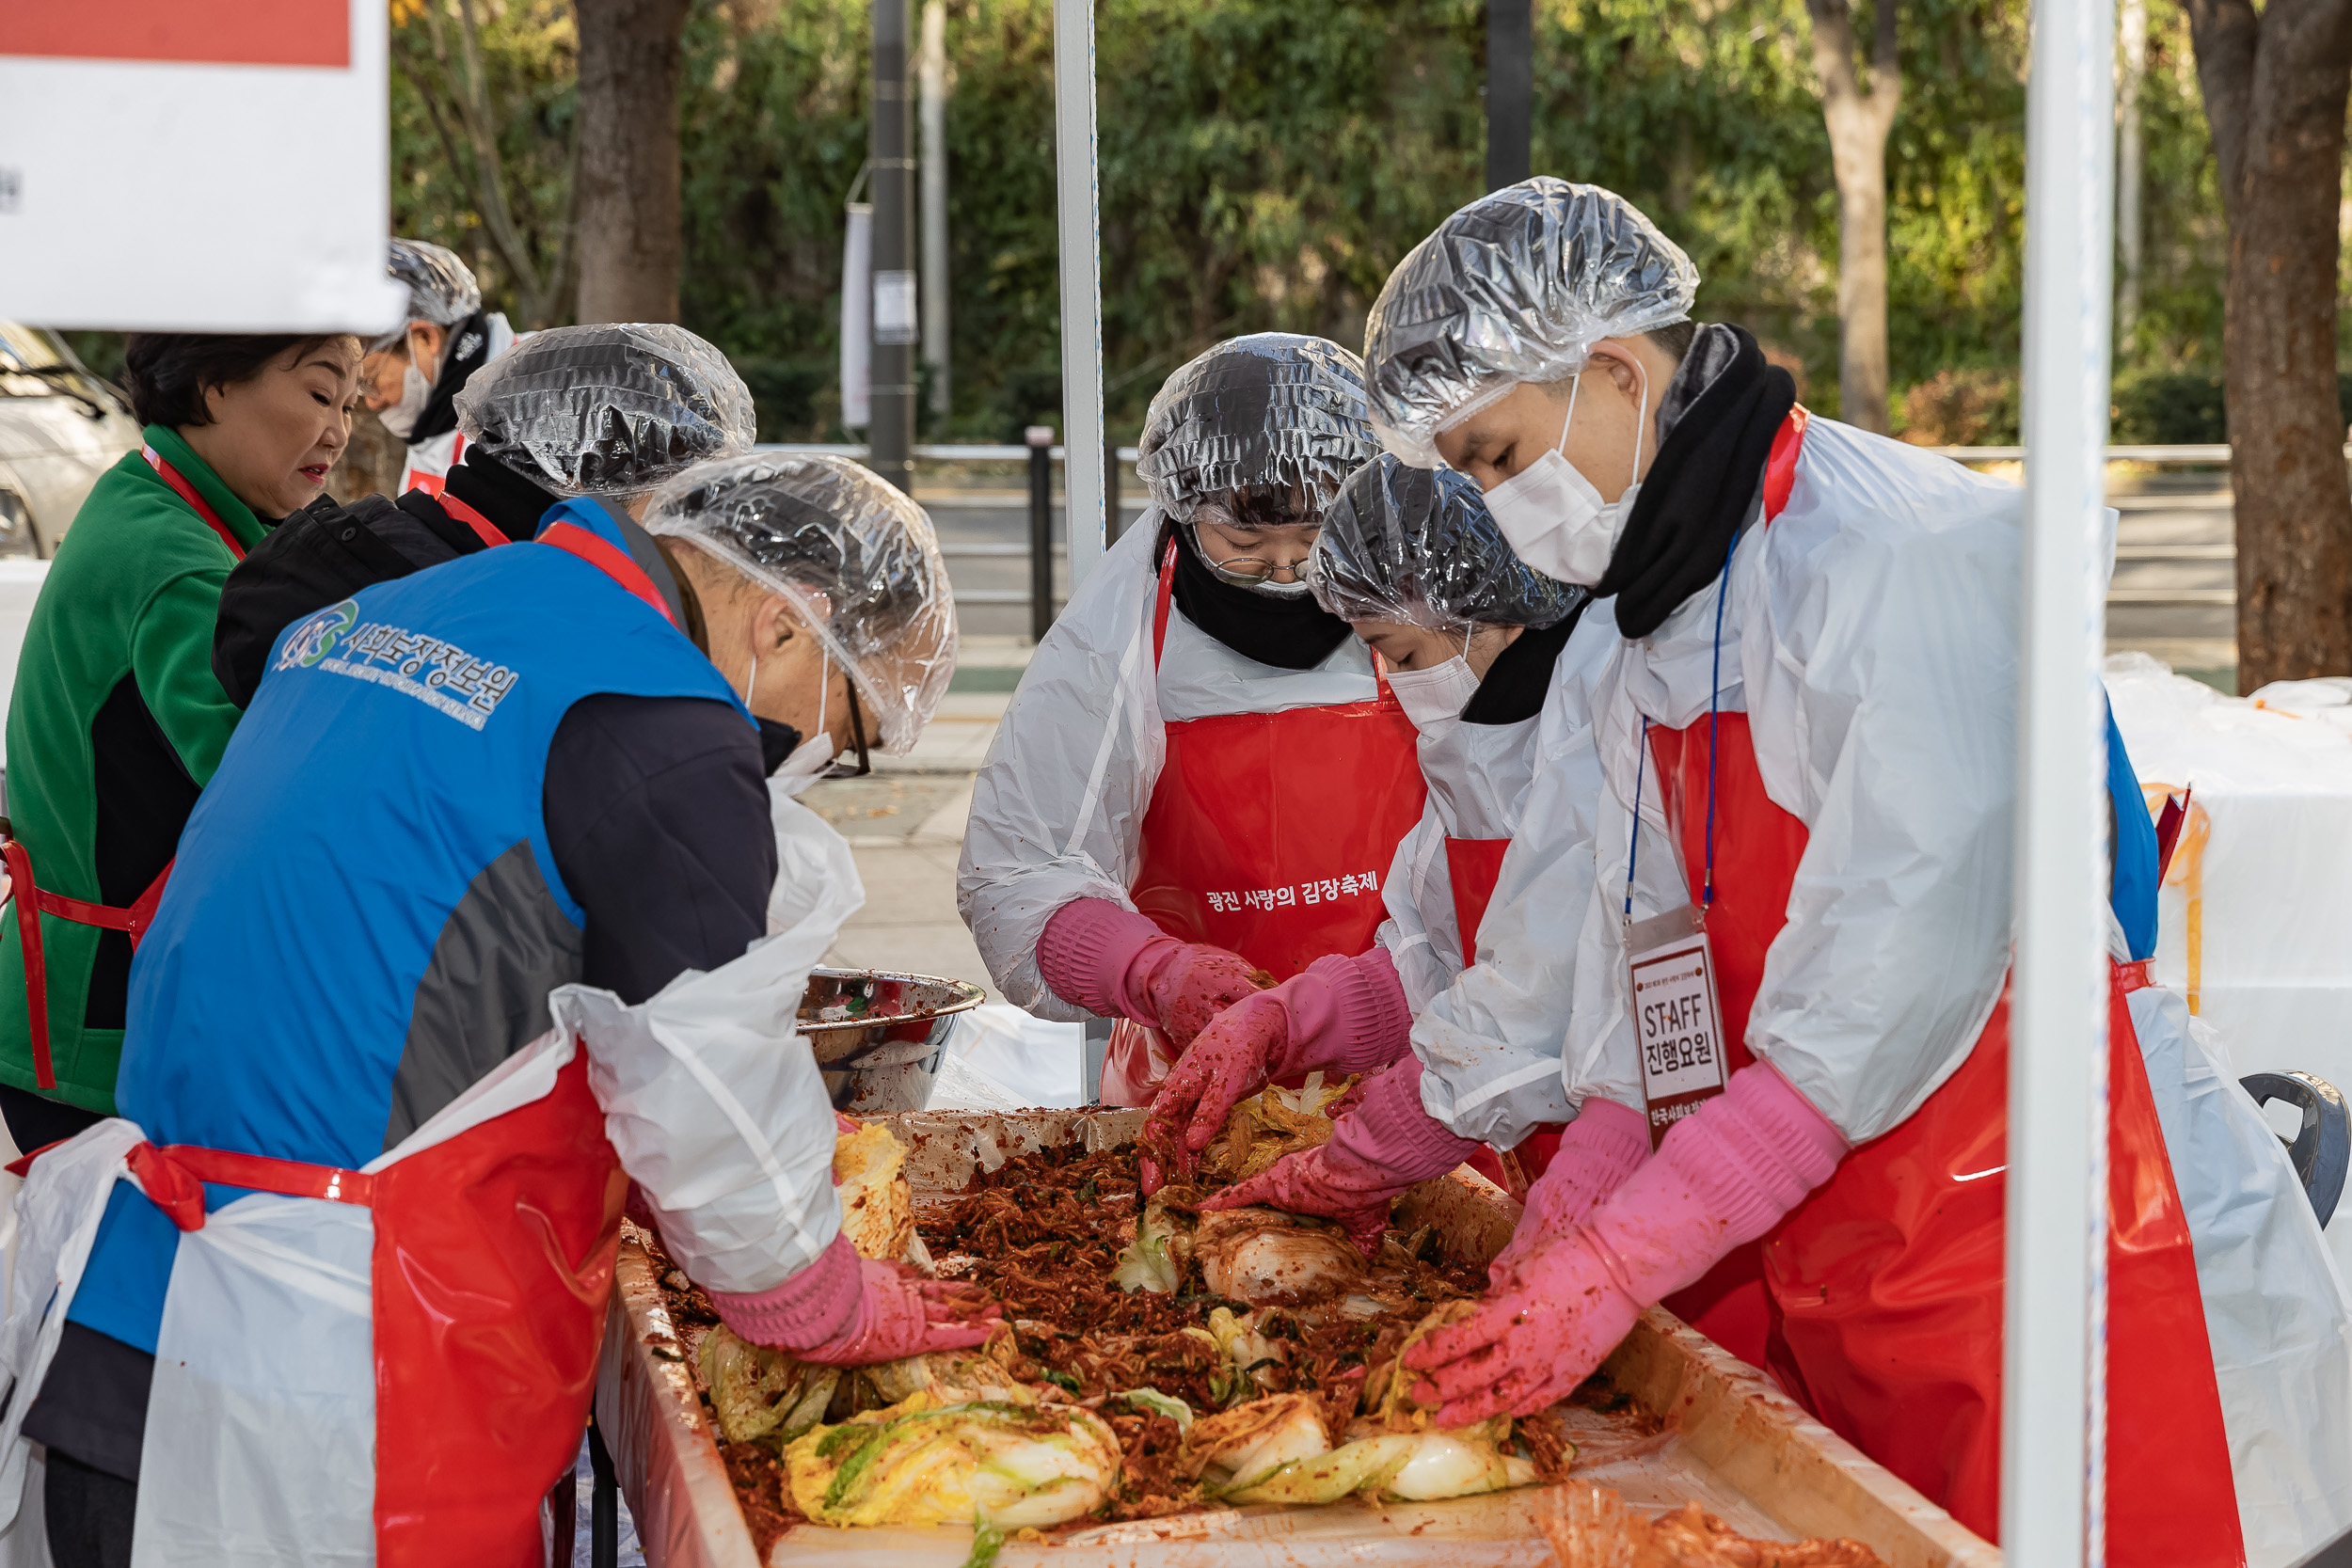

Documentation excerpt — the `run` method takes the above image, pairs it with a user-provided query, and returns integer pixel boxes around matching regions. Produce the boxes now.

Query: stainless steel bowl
[797,967,987,1115]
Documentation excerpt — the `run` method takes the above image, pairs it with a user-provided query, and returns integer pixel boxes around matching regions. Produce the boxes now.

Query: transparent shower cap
[454,324,757,499]
[643,453,957,756]
[373,239,484,351]
[1363,179,1699,467]
[1134,333,1377,527]
[1309,453,1585,631]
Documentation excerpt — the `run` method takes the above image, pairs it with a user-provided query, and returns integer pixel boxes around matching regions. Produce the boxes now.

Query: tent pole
[1051,0,1107,602]
[2005,0,2118,1556]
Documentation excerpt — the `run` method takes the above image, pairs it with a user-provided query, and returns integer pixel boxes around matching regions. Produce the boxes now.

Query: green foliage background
[388,0,2234,444]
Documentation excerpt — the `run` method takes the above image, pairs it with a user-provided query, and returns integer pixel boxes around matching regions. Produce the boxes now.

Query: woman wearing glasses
[959,335,1426,1106]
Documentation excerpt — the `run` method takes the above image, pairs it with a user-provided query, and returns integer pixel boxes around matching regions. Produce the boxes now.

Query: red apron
[0,448,246,1091]
[1102,544,1427,1104]
[1639,415,2242,1560]
[128,1051,624,1565]
[111,523,674,1562]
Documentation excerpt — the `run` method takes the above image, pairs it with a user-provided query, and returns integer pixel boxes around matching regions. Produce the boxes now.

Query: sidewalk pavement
[800,636,1030,994]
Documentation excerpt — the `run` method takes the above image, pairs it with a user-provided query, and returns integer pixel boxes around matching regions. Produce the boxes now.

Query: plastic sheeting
[1133,334,1375,527]
[1363,179,1698,468]
[557,790,863,1297]
[957,520,1377,1020]
[644,452,957,756]
[454,324,757,498]
[2106,653,2352,1276]
[2126,974,2352,1566]
[1309,452,1583,632]
[927,1003,1087,1111]
[1408,598,1632,1143]
[1568,420,2023,1143]
[132,1197,377,1566]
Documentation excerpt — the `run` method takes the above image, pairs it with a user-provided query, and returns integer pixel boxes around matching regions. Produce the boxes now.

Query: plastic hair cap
[1364,179,1698,467]
[1309,453,1586,630]
[644,452,958,755]
[374,238,485,351]
[454,323,757,499]
[1134,333,1377,527]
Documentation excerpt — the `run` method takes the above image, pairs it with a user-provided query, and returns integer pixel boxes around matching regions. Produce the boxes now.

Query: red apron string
[2,832,173,1090]
[437,491,513,552]
[128,1140,374,1232]
[2117,958,2154,993]
[537,522,677,628]
[141,445,246,562]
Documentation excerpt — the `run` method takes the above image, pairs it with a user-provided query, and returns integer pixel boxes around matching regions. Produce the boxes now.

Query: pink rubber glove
[707,1232,1003,1366]
[1142,949,1412,1188]
[1194,1057,1479,1251]
[1406,1065,1845,1424]
[1486,1098,1652,1288]
[1038,897,1260,1050]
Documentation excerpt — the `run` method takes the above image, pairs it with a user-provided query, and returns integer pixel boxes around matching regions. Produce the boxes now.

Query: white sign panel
[0,0,405,332]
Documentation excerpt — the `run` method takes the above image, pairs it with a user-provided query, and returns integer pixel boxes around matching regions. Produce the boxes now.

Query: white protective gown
[958,517,1378,1018]
[1557,415,2350,1563]
[1404,598,1647,1145]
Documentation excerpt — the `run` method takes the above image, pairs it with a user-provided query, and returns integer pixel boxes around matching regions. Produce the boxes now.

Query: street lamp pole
[869,0,917,494]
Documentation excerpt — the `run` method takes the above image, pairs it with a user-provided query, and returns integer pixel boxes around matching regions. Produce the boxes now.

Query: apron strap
[128,1140,374,1232]
[2116,958,2154,993]
[1152,539,1178,670]
[538,521,678,629]
[0,830,172,1091]
[437,491,512,552]
[142,444,246,562]
[1761,405,1810,523]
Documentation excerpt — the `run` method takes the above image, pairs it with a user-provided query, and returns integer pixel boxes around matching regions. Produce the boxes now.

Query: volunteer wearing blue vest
[0,445,972,1565]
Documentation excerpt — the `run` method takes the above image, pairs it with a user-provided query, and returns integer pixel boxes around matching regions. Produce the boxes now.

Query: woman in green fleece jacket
[0,333,362,1148]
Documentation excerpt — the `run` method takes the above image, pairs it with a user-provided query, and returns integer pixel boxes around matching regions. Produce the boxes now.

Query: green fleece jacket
[0,426,267,1113]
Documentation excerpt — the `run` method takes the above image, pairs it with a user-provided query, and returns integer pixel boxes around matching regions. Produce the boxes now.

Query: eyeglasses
[1190,525,1314,589]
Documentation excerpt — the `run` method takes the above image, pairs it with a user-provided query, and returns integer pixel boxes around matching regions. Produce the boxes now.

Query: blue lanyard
[1625,531,1740,931]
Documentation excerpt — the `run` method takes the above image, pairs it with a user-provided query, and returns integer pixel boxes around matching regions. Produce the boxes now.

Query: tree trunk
[2185,0,2352,686]
[573,0,691,324]
[1804,0,1900,433]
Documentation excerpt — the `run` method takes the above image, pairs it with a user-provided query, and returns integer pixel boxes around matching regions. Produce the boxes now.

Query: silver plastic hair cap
[1309,453,1585,630]
[1134,333,1376,526]
[643,453,957,755]
[373,239,484,351]
[454,324,756,499]
[1364,179,1699,467]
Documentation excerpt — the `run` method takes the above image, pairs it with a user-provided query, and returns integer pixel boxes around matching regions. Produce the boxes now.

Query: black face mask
[405,310,494,447]
[1594,325,1796,640]
[1163,519,1353,672]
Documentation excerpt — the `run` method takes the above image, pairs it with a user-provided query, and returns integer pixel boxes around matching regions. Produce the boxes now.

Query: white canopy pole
[2004,0,2118,1556]
[1051,0,1107,598]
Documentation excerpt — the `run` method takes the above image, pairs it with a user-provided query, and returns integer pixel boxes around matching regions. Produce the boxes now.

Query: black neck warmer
[406,310,493,446]
[757,720,805,775]
[1461,594,1591,726]
[1595,325,1795,640]
[443,448,559,543]
[1161,518,1354,672]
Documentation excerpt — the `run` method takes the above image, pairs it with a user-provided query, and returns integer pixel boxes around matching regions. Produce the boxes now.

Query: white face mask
[1386,641,1483,732]
[379,360,433,439]
[1482,363,1648,588]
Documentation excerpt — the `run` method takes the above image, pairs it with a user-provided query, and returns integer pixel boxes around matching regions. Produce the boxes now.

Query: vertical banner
[1052,0,1106,595]
[0,0,405,330]
[840,201,874,431]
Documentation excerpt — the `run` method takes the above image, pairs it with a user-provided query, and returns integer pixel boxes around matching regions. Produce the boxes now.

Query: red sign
[1,0,348,69]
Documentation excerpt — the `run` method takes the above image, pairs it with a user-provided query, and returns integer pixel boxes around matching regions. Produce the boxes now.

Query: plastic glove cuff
[1037,897,1167,1018]
[708,1231,864,1352]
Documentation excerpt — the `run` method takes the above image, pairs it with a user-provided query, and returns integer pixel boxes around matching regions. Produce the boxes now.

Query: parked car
[0,323,139,557]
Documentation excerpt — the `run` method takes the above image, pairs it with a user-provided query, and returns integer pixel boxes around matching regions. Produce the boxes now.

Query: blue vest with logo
[71,501,747,1354]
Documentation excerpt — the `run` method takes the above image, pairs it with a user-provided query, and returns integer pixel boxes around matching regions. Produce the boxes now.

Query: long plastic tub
[595,1108,1998,1568]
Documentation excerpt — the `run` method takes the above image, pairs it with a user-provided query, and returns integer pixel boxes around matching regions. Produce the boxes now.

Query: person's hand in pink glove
[1037,898,1260,1050]
[708,1232,1003,1366]
[1486,1098,1652,1288]
[1141,949,1413,1189]
[1406,1064,1846,1425]
[1194,1056,1478,1250]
